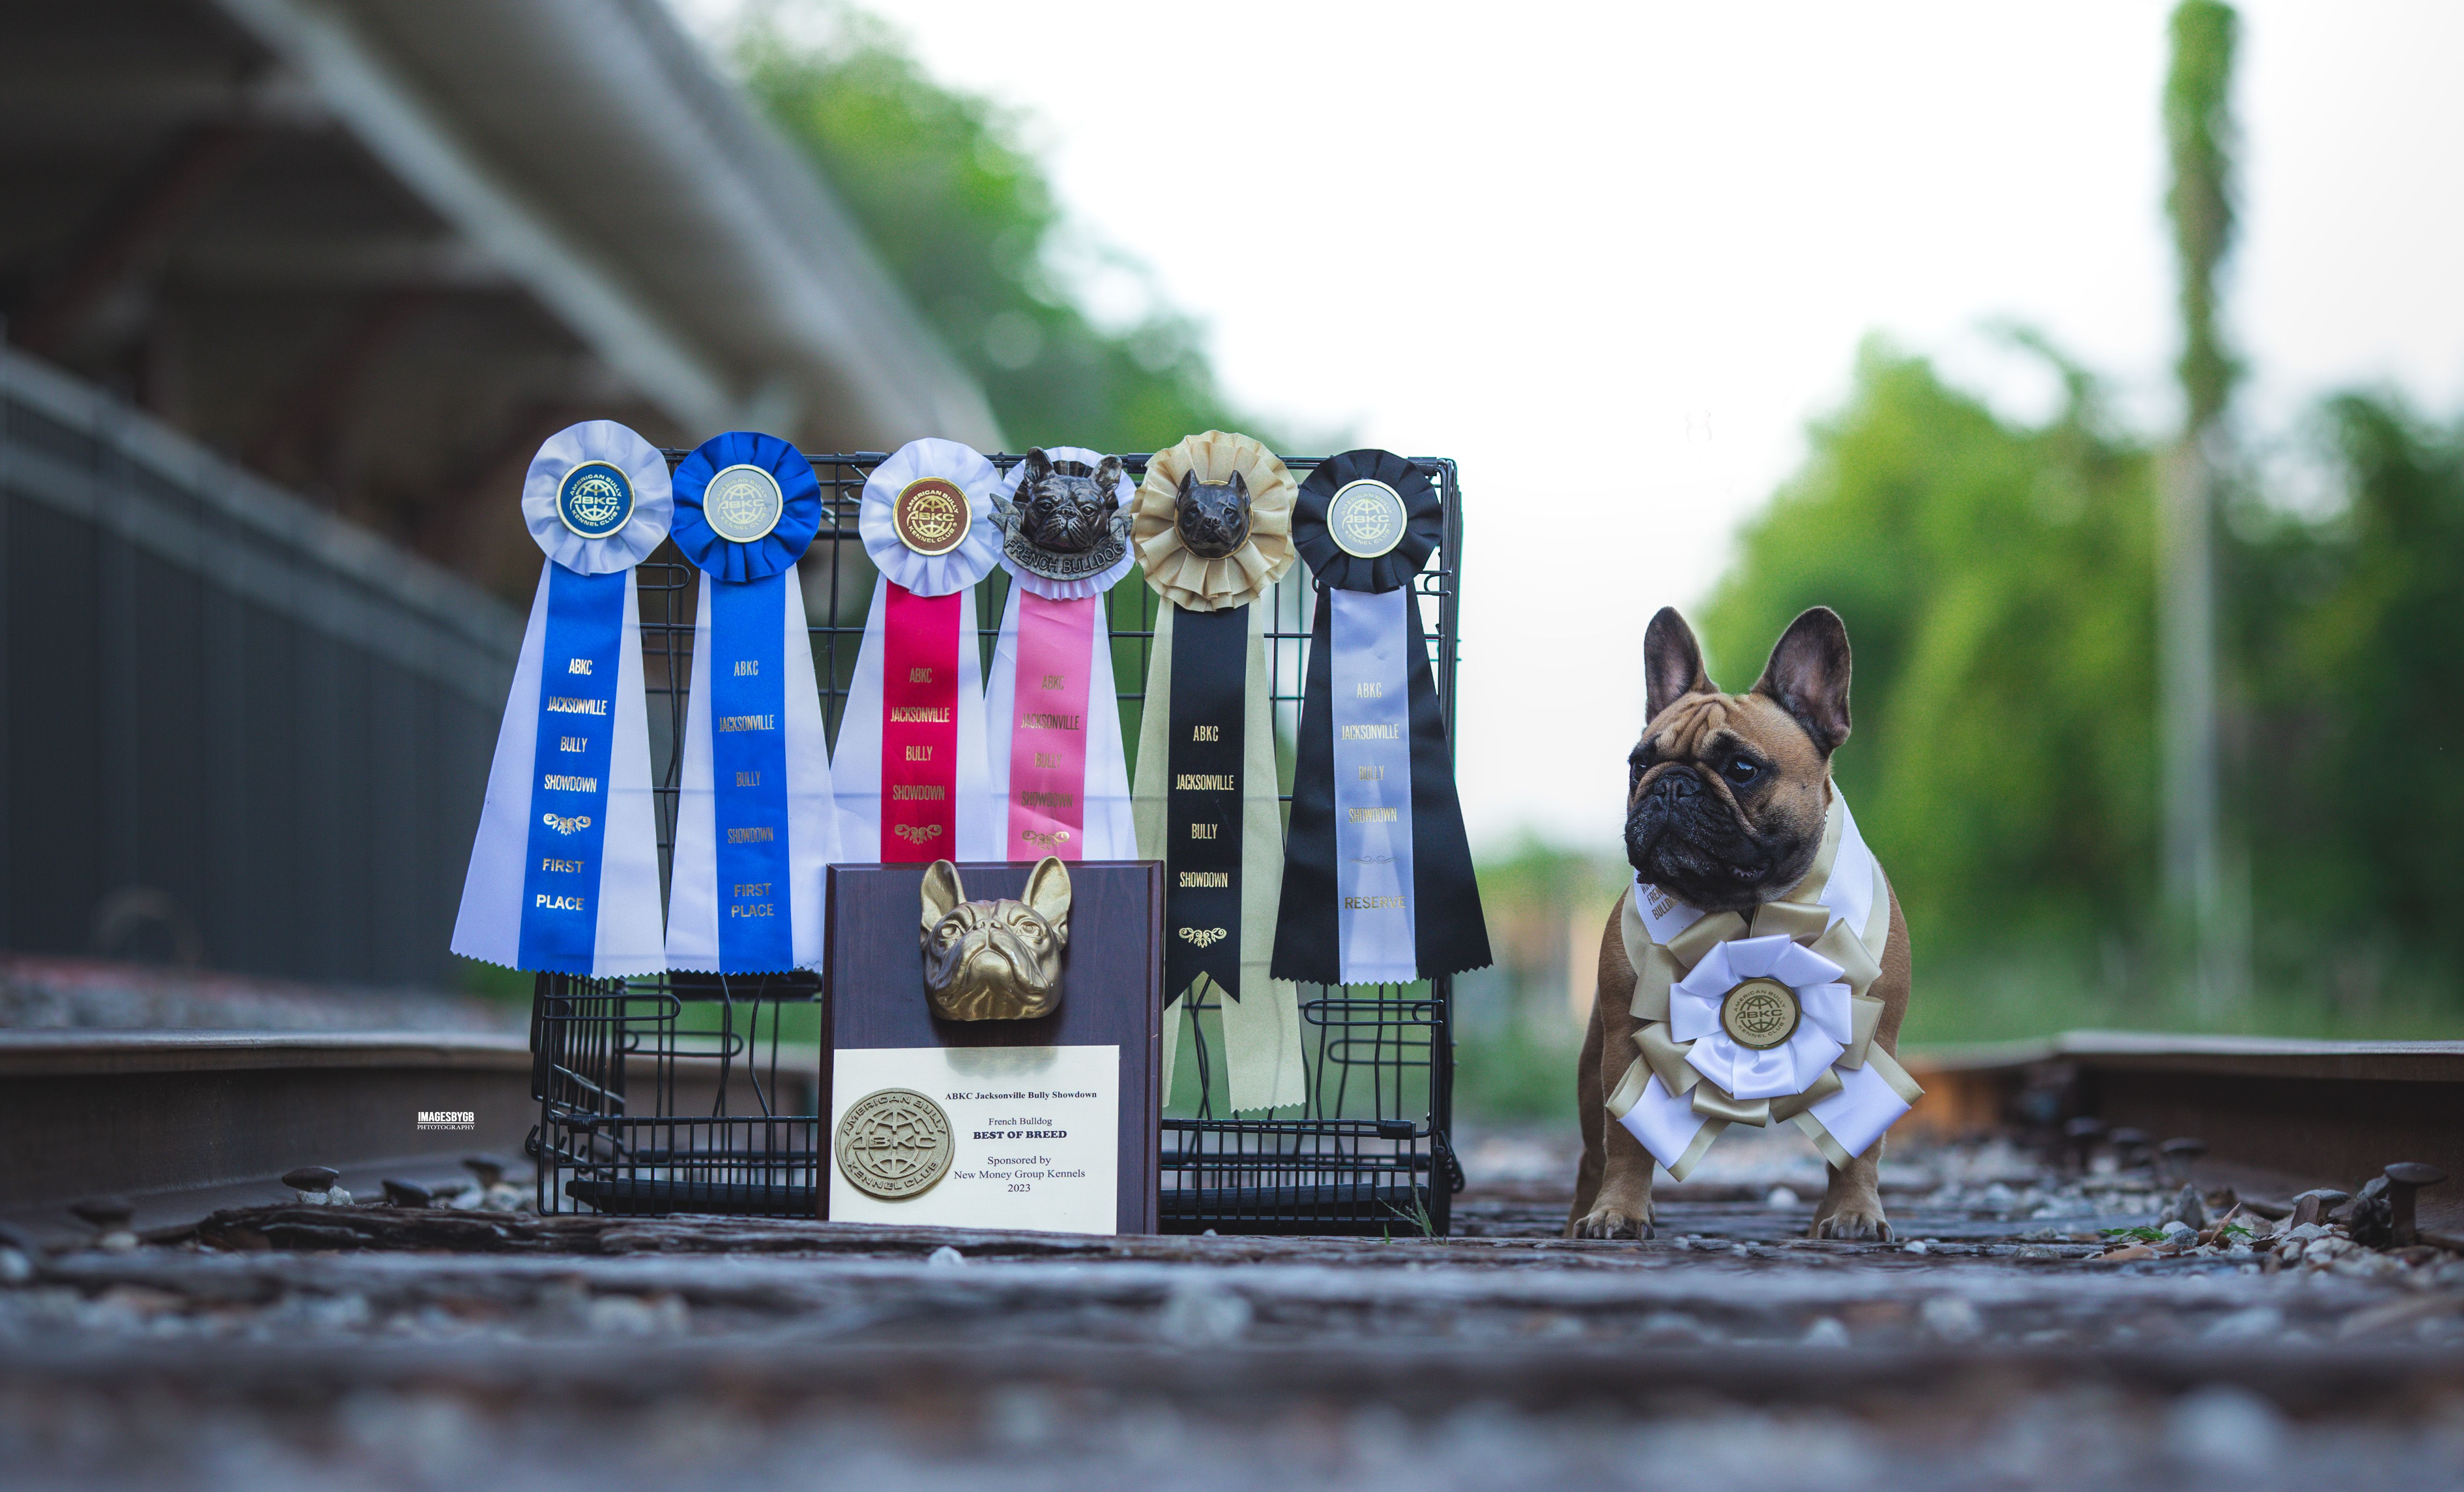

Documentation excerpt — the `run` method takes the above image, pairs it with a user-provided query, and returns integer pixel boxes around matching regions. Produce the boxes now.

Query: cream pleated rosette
[1608,790,1923,1178]
[1131,430,1296,611]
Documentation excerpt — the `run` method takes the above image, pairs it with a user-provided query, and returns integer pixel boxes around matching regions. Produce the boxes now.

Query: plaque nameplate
[828,1044,1119,1233]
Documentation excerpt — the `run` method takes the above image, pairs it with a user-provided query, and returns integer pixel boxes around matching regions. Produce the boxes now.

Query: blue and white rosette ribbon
[1608,791,1923,1179]
[663,432,840,973]
[451,420,670,975]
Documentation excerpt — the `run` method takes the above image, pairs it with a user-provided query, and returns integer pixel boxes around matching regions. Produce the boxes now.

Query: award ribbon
[452,420,669,976]
[833,438,1004,863]
[986,446,1138,860]
[1161,604,1249,996]
[1273,449,1489,987]
[880,585,960,859]
[1604,791,1922,1178]
[1004,594,1093,855]
[1129,431,1305,1113]
[663,431,837,973]
[1325,589,1417,982]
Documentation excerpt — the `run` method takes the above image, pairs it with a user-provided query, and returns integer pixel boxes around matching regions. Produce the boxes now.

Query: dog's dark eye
[1722,759,1760,786]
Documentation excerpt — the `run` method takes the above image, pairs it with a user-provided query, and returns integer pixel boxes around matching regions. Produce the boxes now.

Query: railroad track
[3,1029,2460,1490]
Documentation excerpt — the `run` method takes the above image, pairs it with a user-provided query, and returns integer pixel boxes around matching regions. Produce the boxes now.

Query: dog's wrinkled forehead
[1645,693,1733,759]
[1640,689,1823,775]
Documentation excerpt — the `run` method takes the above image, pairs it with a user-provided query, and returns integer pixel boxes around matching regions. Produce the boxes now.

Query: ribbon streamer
[1603,791,1920,1178]
[1130,431,1304,1113]
[1133,603,1304,1113]
[1273,449,1488,987]
[663,432,839,973]
[833,439,1002,863]
[983,446,1137,859]
[452,421,669,976]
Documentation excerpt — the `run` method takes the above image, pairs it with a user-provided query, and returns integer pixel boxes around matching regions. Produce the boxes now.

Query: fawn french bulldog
[1569,606,1911,1242]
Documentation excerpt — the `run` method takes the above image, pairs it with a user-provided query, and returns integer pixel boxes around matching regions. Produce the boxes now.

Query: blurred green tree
[733,8,1258,452]
[2236,395,2464,987]
[1698,339,2158,964]
[1692,340,2464,1039]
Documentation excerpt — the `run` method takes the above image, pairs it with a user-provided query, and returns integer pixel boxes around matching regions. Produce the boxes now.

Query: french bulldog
[1568,605,1911,1242]
[919,856,1072,1022]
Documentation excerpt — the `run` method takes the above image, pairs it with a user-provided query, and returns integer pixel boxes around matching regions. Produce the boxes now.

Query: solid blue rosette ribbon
[664,431,841,973]
[671,430,825,583]
[453,420,671,975]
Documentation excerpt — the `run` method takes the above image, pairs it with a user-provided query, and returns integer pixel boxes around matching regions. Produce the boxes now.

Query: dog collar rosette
[662,432,841,974]
[982,446,1139,863]
[1272,449,1490,987]
[1130,431,1305,1112]
[1609,790,1923,1178]
[832,439,1003,864]
[451,420,671,976]
[1130,429,1295,612]
[991,446,1137,600]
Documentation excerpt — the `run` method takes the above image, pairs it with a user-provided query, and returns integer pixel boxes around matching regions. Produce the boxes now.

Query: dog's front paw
[1809,1200,1893,1242]
[1572,1203,1654,1241]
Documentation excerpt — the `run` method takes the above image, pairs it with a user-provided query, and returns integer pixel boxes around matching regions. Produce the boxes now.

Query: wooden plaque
[821,859,1163,1234]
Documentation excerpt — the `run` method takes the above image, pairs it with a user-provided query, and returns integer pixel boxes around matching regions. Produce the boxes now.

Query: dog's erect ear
[1021,447,1054,484]
[1093,455,1124,494]
[920,860,965,934]
[1177,468,1199,501]
[1754,607,1853,754]
[1223,468,1247,499]
[1022,856,1072,944]
[1644,607,1714,722]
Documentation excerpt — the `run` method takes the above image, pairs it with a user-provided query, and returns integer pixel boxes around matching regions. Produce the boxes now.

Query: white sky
[678,0,2464,850]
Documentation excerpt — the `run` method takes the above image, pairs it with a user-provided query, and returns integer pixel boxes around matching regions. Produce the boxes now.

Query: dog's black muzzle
[1625,768,1769,907]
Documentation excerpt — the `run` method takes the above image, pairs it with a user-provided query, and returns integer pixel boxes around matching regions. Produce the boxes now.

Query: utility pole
[2159,0,2247,1015]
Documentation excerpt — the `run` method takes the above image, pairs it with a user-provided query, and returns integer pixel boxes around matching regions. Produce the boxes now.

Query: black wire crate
[530,449,1466,1235]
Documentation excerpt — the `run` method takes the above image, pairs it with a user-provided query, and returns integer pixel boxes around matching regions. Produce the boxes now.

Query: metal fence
[535,448,1467,1234]
[0,347,521,986]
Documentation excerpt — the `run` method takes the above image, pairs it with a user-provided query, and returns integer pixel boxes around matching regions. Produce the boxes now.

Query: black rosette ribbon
[1290,448,1443,594]
[1272,448,1490,986]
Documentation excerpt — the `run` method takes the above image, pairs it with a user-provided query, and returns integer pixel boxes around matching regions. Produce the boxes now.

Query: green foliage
[2165,0,2241,428]
[1693,336,2464,1039]
[2237,394,2464,978]
[732,8,1258,451]
[1698,339,2158,956]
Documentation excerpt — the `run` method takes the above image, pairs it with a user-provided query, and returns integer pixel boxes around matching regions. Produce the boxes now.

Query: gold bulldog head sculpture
[919,857,1071,1021]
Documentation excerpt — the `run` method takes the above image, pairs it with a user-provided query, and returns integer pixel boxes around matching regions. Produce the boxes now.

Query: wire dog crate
[530,451,1468,1234]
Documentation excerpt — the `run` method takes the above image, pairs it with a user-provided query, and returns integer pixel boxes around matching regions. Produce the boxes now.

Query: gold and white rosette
[1131,430,1296,611]
[1607,791,1921,1179]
